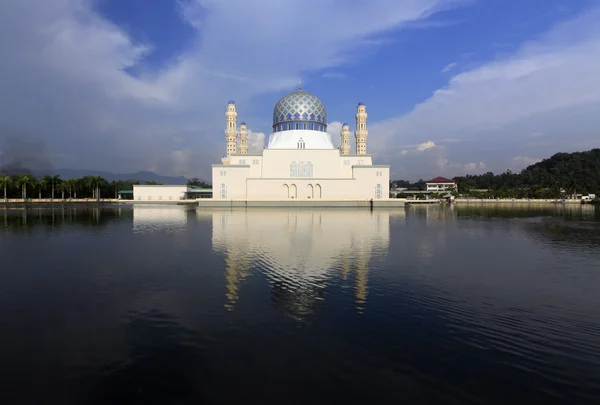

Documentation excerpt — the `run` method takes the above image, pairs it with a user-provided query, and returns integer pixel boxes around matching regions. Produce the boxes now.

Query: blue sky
[1,0,599,180]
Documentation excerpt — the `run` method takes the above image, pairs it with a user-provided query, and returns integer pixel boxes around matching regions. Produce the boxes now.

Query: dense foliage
[0,173,210,200]
[392,149,600,198]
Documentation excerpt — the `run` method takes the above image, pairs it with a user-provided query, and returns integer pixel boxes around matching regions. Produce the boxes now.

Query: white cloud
[399,140,438,155]
[372,6,600,178]
[326,121,343,149]
[441,62,458,73]
[247,129,266,153]
[513,156,542,167]
[0,0,462,178]
[417,141,437,152]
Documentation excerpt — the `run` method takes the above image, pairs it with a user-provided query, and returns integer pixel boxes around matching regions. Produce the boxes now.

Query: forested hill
[455,149,600,194]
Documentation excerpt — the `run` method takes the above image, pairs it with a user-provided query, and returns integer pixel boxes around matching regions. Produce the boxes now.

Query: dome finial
[297,78,302,90]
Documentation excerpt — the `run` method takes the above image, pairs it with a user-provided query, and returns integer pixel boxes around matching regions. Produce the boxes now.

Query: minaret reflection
[204,209,399,319]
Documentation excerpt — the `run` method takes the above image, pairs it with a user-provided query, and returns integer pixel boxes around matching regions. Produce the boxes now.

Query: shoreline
[1,199,122,205]
[1,198,596,207]
[454,198,594,205]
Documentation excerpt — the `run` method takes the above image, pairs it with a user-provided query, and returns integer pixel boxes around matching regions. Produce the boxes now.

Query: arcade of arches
[283,183,322,199]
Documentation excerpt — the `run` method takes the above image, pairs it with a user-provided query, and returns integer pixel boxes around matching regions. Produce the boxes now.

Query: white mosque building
[211,85,391,201]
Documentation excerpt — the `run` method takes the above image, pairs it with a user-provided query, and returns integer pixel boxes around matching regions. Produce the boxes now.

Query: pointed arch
[315,184,322,199]
[307,184,314,199]
[290,184,297,199]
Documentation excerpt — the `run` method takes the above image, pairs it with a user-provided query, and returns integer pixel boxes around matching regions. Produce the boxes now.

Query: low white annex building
[133,185,212,201]
[212,85,390,200]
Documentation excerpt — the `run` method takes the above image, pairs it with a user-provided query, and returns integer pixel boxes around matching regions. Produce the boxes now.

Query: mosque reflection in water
[198,209,403,319]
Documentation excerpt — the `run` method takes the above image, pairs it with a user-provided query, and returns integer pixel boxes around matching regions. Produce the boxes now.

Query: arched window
[295,123,299,130]
[290,161,298,177]
[288,123,291,130]
[306,162,313,177]
[311,124,314,130]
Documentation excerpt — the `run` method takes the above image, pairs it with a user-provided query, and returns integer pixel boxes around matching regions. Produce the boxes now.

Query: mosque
[211,84,391,201]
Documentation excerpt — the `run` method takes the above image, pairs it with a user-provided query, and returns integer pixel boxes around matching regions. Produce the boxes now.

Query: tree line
[0,173,210,200]
[391,149,600,199]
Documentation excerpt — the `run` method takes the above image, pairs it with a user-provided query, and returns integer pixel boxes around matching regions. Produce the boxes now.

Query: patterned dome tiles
[273,89,327,126]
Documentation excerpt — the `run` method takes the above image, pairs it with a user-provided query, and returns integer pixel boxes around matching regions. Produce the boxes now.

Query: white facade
[133,185,211,201]
[426,182,457,192]
[134,185,188,201]
[214,88,390,200]
[267,129,335,150]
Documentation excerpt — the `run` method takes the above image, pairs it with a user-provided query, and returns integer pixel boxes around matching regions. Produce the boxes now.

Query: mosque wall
[212,151,389,200]
[245,177,386,199]
[229,155,263,177]
[261,149,343,178]
[353,166,390,198]
[212,165,250,199]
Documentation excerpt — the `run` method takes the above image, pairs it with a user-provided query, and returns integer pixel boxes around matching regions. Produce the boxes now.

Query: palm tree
[46,175,61,200]
[85,175,106,201]
[56,181,68,201]
[0,174,11,202]
[37,178,48,200]
[111,180,121,199]
[16,174,35,200]
[63,179,77,199]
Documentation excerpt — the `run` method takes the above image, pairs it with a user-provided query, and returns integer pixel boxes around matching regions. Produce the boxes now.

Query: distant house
[426,177,458,192]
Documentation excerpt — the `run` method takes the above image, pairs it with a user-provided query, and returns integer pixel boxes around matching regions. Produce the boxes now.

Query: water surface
[0,204,599,404]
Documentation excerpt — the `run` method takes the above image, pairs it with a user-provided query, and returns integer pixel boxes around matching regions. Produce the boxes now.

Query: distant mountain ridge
[54,169,192,185]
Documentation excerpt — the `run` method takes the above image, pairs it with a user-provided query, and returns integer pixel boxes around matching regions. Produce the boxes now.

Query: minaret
[354,102,368,155]
[340,122,351,155]
[222,100,237,164]
[239,122,248,155]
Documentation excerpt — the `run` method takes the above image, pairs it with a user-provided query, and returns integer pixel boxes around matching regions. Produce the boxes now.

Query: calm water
[1,204,599,404]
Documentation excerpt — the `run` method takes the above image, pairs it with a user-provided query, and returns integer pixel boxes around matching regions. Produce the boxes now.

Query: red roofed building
[426,176,458,192]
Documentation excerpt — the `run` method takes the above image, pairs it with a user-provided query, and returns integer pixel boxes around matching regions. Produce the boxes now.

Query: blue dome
[240,121,246,125]
[272,89,327,131]
[357,101,364,106]
[228,100,235,104]
[342,122,348,126]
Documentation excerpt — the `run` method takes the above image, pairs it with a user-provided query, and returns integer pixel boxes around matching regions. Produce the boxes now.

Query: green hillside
[455,149,600,197]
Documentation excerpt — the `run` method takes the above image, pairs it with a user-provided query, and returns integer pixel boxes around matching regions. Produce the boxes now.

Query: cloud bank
[0,0,458,178]
[1,1,599,181]
[372,6,600,180]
